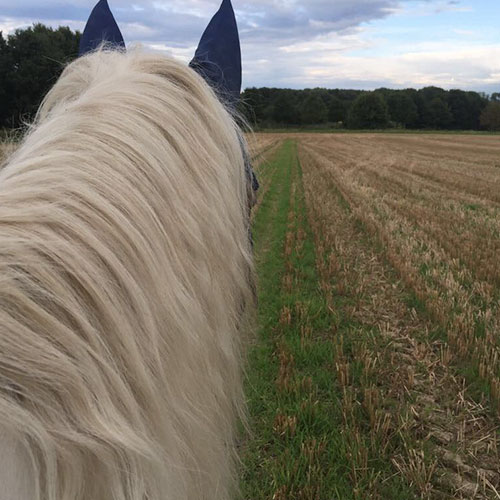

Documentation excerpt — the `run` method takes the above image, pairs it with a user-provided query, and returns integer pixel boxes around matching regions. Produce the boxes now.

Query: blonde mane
[0,49,253,500]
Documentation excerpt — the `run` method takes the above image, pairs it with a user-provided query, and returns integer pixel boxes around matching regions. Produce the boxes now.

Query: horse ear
[79,0,125,56]
[190,0,242,104]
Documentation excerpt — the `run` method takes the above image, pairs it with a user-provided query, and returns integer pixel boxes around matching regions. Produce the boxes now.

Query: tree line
[240,87,500,131]
[1,24,499,131]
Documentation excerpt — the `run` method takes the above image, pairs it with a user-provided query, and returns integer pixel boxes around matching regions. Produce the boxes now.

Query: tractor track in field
[250,139,285,222]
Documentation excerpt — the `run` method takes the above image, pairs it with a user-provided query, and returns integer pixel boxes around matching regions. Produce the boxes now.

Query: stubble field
[243,133,500,499]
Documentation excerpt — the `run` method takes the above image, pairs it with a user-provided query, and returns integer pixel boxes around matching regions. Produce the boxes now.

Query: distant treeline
[240,87,500,131]
[1,23,500,131]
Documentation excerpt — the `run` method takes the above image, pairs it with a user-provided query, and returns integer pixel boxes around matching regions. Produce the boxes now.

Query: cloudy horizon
[0,0,499,93]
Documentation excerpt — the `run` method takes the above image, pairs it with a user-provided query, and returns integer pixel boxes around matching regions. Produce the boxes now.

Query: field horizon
[253,128,500,135]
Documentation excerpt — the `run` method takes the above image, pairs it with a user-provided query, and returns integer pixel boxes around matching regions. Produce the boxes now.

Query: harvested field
[242,133,500,499]
[2,132,499,497]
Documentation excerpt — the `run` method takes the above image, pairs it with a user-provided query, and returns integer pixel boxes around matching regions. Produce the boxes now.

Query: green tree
[328,96,347,123]
[347,92,389,129]
[480,102,500,130]
[0,24,80,127]
[0,32,14,126]
[240,87,265,125]
[272,91,299,125]
[447,89,486,130]
[416,87,449,127]
[10,24,80,122]
[386,91,418,128]
[448,89,471,129]
[299,93,328,125]
[428,97,453,129]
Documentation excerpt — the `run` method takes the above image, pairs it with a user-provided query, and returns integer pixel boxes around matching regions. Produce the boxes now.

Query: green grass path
[240,139,422,500]
[241,140,353,499]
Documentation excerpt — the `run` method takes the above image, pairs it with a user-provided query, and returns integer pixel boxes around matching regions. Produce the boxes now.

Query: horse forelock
[0,48,254,500]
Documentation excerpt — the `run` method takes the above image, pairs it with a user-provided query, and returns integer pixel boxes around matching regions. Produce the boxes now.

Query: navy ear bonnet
[79,0,242,104]
[189,0,242,104]
[79,0,125,56]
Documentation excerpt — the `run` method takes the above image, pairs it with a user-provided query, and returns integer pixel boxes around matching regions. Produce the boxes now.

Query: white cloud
[0,18,32,35]
[144,42,195,62]
[0,0,498,92]
[243,37,500,91]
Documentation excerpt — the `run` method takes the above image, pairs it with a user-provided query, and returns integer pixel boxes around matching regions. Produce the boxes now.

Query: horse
[0,1,255,499]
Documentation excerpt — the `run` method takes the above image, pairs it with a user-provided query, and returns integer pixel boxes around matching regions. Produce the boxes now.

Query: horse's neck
[0,430,36,500]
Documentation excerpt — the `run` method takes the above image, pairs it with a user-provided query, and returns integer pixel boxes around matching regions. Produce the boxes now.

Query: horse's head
[0,2,255,499]
[59,0,258,212]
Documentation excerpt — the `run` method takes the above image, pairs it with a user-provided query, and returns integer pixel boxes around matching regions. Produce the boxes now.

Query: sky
[0,0,499,93]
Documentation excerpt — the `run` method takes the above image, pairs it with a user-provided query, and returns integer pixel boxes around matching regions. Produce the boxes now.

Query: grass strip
[241,140,415,499]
